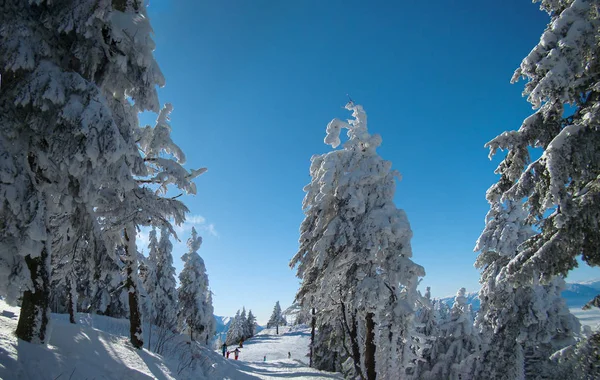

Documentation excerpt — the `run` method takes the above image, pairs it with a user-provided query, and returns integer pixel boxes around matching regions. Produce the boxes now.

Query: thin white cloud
[186,215,206,225]
[173,214,218,239]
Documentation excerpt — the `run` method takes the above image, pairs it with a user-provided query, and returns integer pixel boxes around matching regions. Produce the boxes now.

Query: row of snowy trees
[290,0,599,378]
[139,227,215,352]
[0,0,215,350]
[225,307,257,345]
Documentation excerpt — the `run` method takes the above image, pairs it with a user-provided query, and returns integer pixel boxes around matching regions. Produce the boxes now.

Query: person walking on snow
[222,343,227,357]
[233,348,240,360]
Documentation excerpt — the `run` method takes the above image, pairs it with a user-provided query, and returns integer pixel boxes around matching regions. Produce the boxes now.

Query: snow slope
[218,326,343,379]
[0,300,261,380]
[0,300,341,379]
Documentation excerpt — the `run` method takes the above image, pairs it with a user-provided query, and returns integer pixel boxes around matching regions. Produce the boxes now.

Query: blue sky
[140,0,600,325]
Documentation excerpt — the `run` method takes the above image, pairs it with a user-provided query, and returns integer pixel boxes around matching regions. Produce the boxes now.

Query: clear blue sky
[139,0,599,325]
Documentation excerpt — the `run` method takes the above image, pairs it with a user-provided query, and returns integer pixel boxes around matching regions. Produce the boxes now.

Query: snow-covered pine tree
[245,310,257,339]
[290,102,425,379]
[413,287,440,378]
[0,0,152,343]
[481,0,600,368]
[239,307,248,340]
[95,100,204,349]
[177,228,215,345]
[475,200,579,380]
[423,288,481,380]
[225,310,245,346]
[144,227,178,343]
[267,301,286,335]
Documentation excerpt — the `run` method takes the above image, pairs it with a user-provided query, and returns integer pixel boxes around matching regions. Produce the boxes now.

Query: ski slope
[0,300,342,379]
[220,326,343,379]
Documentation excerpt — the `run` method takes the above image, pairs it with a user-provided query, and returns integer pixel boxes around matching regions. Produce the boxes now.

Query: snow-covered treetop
[292,102,424,314]
[324,102,382,153]
[186,227,202,255]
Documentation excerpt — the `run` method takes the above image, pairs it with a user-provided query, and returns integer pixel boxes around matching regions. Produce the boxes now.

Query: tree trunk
[124,226,144,349]
[340,301,365,380]
[66,276,76,324]
[310,307,316,367]
[16,245,51,343]
[365,312,376,380]
[276,323,279,335]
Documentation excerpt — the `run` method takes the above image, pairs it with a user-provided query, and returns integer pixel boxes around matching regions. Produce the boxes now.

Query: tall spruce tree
[480,0,599,353]
[245,310,257,339]
[226,310,245,346]
[177,228,215,345]
[0,0,147,343]
[267,301,286,335]
[475,200,579,379]
[290,102,425,379]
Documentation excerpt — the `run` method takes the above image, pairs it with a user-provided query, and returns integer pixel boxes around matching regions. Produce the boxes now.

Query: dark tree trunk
[124,226,144,349]
[365,312,376,380]
[310,307,316,367]
[276,323,279,335]
[340,300,365,380]
[66,276,76,324]
[16,246,51,343]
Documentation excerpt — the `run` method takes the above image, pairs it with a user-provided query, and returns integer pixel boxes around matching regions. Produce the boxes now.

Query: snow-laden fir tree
[422,288,481,380]
[267,301,287,335]
[480,0,600,368]
[413,287,441,378]
[290,102,425,379]
[239,307,247,338]
[177,228,215,345]
[0,0,153,343]
[145,228,178,330]
[226,309,246,346]
[475,200,579,380]
[245,310,257,339]
[140,227,178,353]
[95,100,204,349]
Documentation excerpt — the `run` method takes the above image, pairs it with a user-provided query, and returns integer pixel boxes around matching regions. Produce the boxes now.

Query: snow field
[217,325,344,379]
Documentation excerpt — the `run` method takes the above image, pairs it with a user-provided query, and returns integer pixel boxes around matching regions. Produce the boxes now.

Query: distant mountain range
[439,279,600,311]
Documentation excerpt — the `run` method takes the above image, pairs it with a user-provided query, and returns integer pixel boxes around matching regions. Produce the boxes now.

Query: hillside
[0,300,258,380]
[0,300,342,379]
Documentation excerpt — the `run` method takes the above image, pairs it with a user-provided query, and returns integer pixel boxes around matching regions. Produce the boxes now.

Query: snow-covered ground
[218,326,343,379]
[570,307,600,331]
[0,301,342,379]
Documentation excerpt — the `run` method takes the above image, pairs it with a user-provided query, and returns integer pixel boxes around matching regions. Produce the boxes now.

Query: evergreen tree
[177,228,215,345]
[145,227,178,331]
[423,288,481,380]
[413,288,440,379]
[0,0,150,343]
[480,0,600,369]
[475,201,579,379]
[226,310,245,346]
[267,301,286,335]
[245,310,257,339]
[290,102,425,379]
